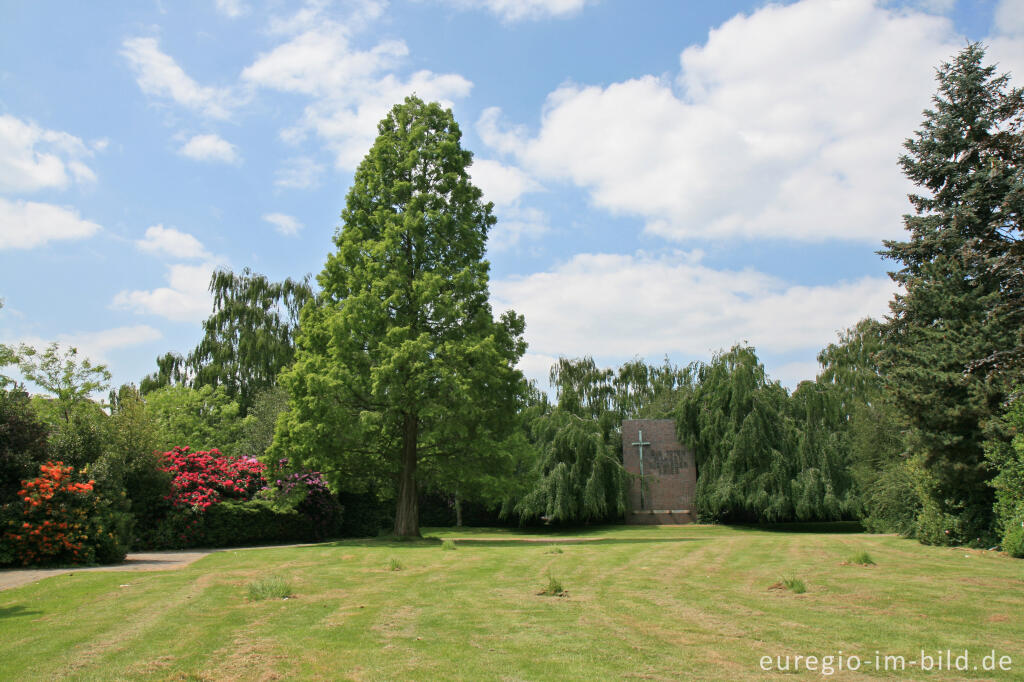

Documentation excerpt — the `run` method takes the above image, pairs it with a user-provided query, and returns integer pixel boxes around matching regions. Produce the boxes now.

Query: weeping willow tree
[512,409,628,523]
[817,318,915,533]
[677,345,796,522]
[787,380,855,520]
[507,356,690,524]
[140,269,312,416]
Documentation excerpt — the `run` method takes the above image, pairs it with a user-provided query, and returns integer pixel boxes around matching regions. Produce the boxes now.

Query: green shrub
[441,539,456,551]
[540,570,565,596]
[247,574,293,601]
[0,389,49,506]
[139,498,328,551]
[846,551,876,566]
[388,557,404,571]
[1002,520,1024,558]
[201,499,313,547]
[544,546,564,554]
[337,491,389,537]
[782,576,806,594]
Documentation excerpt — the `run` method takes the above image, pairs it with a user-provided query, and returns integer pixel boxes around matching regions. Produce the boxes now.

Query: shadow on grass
[727,521,865,534]
[309,536,705,549]
[0,604,41,619]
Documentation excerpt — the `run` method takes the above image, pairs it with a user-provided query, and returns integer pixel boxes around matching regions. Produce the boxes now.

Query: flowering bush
[266,459,343,540]
[2,461,129,566]
[160,446,266,510]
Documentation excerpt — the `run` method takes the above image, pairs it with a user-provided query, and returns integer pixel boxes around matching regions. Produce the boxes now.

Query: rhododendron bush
[160,446,266,509]
[2,462,130,566]
[132,447,342,550]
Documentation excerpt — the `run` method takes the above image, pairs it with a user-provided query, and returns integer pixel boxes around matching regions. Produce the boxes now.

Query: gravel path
[0,549,219,591]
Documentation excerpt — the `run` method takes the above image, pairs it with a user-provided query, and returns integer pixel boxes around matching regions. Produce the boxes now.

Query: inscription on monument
[621,419,697,524]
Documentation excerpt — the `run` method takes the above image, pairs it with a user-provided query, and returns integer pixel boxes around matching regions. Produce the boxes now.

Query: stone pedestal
[621,419,697,524]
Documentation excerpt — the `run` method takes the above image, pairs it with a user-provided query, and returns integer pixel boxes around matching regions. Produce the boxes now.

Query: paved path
[0,549,220,591]
[0,543,321,592]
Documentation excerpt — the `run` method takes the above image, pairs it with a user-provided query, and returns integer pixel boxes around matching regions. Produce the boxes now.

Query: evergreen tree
[879,44,1023,545]
[273,97,526,537]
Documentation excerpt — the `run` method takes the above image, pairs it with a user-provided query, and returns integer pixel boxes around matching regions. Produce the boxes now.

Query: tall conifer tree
[273,97,526,537]
[880,44,1023,544]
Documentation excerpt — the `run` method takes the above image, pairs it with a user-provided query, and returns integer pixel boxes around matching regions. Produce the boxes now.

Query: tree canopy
[273,96,527,537]
[879,44,1024,545]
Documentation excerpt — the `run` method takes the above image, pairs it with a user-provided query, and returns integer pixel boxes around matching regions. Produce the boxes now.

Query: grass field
[1,524,1022,680]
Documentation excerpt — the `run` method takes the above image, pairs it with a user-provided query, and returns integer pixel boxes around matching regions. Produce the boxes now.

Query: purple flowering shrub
[264,460,343,540]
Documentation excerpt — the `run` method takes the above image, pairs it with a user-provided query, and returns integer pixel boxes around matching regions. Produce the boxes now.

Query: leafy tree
[140,352,186,395]
[240,386,290,459]
[186,268,311,415]
[96,384,171,532]
[879,44,1023,545]
[273,96,527,537]
[816,319,914,532]
[985,394,1024,555]
[0,388,49,504]
[676,345,796,522]
[0,301,16,389]
[144,385,247,457]
[512,409,628,524]
[16,343,111,423]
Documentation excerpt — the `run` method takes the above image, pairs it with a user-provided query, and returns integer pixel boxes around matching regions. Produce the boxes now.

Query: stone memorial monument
[621,419,697,524]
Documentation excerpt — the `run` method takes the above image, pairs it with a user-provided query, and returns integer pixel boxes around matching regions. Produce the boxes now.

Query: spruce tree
[880,44,1023,545]
[273,97,526,537]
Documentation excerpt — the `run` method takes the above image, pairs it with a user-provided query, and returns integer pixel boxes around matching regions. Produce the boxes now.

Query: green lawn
[1,525,1022,680]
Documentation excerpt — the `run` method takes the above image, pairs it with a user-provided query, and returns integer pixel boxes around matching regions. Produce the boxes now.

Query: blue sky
[1,0,1022,395]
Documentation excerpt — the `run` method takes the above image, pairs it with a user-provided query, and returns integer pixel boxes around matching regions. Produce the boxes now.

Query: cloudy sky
[1,0,1022,394]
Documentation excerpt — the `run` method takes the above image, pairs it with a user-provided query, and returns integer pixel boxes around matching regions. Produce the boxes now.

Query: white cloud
[135,224,212,260]
[112,262,216,323]
[436,0,591,22]
[275,156,325,189]
[470,158,541,207]
[214,0,247,18]
[771,360,824,390]
[242,9,472,169]
[481,0,963,243]
[121,37,238,119]
[517,352,559,392]
[0,198,101,249]
[178,133,240,164]
[989,0,1024,81]
[489,206,548,251]
[492,251,897,362]
[263,212,303,236]
[0,114,96,192]
[57,326,163,364]
[994,0,1024,35]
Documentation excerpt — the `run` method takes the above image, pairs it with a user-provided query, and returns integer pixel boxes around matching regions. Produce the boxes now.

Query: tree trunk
[394,413,420,538]
[455,491,463,527]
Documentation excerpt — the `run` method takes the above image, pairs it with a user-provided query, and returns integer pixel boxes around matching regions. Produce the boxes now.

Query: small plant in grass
[388,557,404,571]
[846,550,876,566]
[539,569,566,596]
[441,539,456,551]
[782,576,806,594]
[544,546,564,554]
[247,574,293,601]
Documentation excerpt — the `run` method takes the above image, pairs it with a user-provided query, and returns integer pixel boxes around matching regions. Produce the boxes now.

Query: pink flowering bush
[132,446,340,550]
[160,446,266,510]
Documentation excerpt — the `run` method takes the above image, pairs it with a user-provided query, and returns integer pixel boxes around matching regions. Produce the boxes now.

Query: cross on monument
[632,429,651,509]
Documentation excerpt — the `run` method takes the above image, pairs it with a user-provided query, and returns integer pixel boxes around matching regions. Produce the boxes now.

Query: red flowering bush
[160,446,266,510]
[2,461,129,566]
